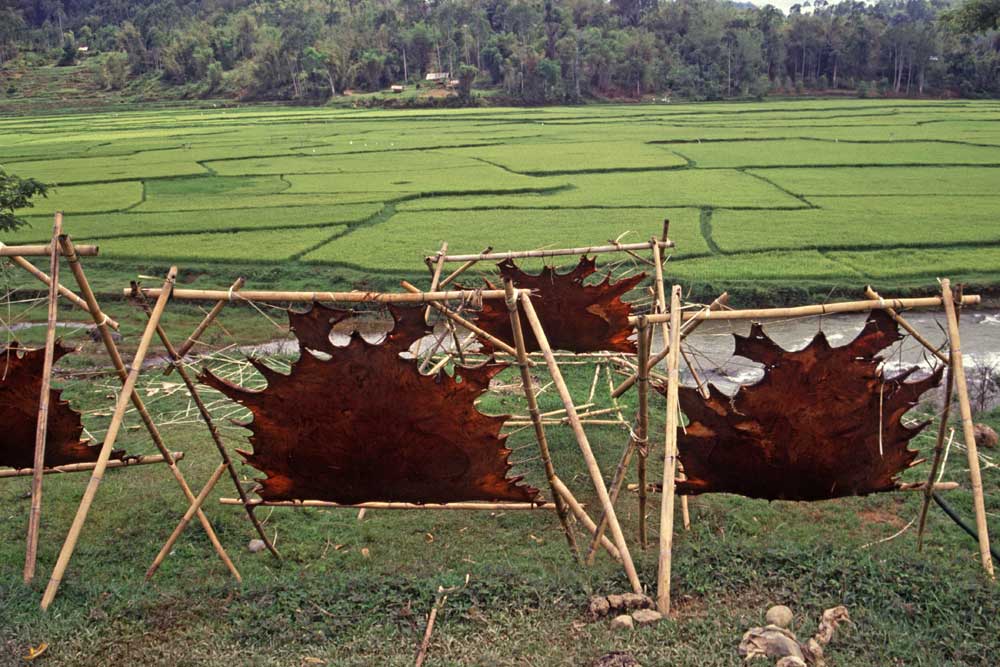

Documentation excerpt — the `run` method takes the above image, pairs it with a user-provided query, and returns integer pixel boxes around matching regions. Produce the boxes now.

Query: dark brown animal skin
[200,303,539,504]
[667,310,942,501]
[473,255,644,354]
[0,342,114,469]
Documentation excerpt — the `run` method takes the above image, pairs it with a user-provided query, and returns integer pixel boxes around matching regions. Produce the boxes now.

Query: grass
[0,305,997,665]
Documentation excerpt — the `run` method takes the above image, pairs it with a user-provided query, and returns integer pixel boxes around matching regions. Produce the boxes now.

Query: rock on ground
[610,615,634,630]
[631,609,663,626]
[592,652,640,667]
[248,539,266,553]
[974,423,998,449]
[766,605,794,628]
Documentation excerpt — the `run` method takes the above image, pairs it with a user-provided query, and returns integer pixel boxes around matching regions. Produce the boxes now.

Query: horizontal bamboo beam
[630,294,981,325]
[220,498,556,510]
[127,287,525,303]
[434,240,675,263]
[898,481,960,492]
[1,244,99,257]
[0,452,184,479]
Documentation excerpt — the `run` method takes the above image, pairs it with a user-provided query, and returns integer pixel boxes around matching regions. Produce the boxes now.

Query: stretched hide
[473,256,643,354]
[669,311,941,501]
[201,303,538,504]
[0,342,113,469]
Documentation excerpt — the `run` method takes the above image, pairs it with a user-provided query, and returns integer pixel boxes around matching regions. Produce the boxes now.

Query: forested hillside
[1,0,999,104]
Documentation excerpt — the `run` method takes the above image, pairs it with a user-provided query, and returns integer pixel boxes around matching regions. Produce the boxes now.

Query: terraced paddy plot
[303,208,708,269]
[2,98,1000,294]
[669,139,1000,168]
[442,141,688,174]
[752,166,1000,196]
[709,197,1000,252]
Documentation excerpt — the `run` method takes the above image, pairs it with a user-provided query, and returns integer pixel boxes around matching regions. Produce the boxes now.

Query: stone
[248,539,266,553]
[974,423,998,449]
[620,593,655,611]
[766,604,794,628]
[606,594,625,611]
[776,657,807,667]
[610,614,634,631]
[588,596,611,620]
[592,652,640,667]
[631,609,663,626]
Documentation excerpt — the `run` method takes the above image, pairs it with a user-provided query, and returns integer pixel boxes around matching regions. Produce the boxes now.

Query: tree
[457,63,478,99]
[0,169,48,233]
[945,0,1000,33]
[101,51,130,90]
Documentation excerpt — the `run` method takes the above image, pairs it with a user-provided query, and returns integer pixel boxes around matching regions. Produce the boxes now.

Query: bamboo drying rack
[125,276,643,594]
[1,217,240,611]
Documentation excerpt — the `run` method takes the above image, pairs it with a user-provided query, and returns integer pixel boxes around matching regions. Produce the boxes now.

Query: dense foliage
[1,0,999,102]
[0,168,46,232]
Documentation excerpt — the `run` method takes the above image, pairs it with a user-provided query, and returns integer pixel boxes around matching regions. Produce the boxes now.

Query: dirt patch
[857,508,906,528]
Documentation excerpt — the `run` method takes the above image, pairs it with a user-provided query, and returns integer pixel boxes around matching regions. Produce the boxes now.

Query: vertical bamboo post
[940,279,995,579]
[41,269,177,610]
[502,279,579,560]
[56,236,239,581]
[652,240,690,530]
[519,293,642,593]
[657,285,683,614]
[637,318,651,549]
[23,213,63,583]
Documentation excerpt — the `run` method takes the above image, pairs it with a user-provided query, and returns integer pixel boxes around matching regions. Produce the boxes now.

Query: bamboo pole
[57,236,239,582]
[918,346,955,550]
[130,286,525,303]
[8,255,120,330]
[631,294,981,325]
[940,279,994,579]
[637,320,651,549]
[24,214,62,584]
[439,246,492,288]
[612,292,729,399]
[651,240,690,531]
[548,476,621,561]
[0,453,184,478]
[502,279,580,560]
[865,286,948,364]
[1,244,98,257]
[520,293,642,593]
[41,269,179,610]
[163,276,244,375]
[657,285,683,614]
[400,281,523,358]
[220,499,557,510]
[132,285,279,573]
[146,462,228,579]
[432,240,675,263]
[898,482,960,492]
[425,242,448,321]
[584,427,640,565]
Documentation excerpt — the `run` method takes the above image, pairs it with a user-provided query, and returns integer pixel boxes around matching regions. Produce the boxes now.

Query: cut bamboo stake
[651,240,689,531]
[632,294,981,324]
[400,281,523,359]
[865,286,948,364]
[42,269,180,610]
[425,242,448,323]
[657,285,683,614]
[432,240,674,263]
[439,246,491,288]
[146,462,228,579]
[612,292,729,399]
[940,279,994,579]
[24,213,62,584]
[0,453,184,478]
[8,255,120,330]
[57,236,239,582]
[130,286,526,303]
[133,286,279,574]
[898,482,960,492]
[1,244,98,257]
[637,320,651,549]
[164,276,245,375]
[503,279,580,560]
[520,293,642,593]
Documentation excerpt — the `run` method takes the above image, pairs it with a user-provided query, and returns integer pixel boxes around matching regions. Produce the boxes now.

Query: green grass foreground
[1,305,998,665]
[3,98,1000,303]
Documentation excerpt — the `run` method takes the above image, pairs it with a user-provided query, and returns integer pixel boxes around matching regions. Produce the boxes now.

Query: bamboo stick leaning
[940,279,995,578]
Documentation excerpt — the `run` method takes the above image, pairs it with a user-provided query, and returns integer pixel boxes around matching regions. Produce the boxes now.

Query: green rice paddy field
[3,99,1000,300]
